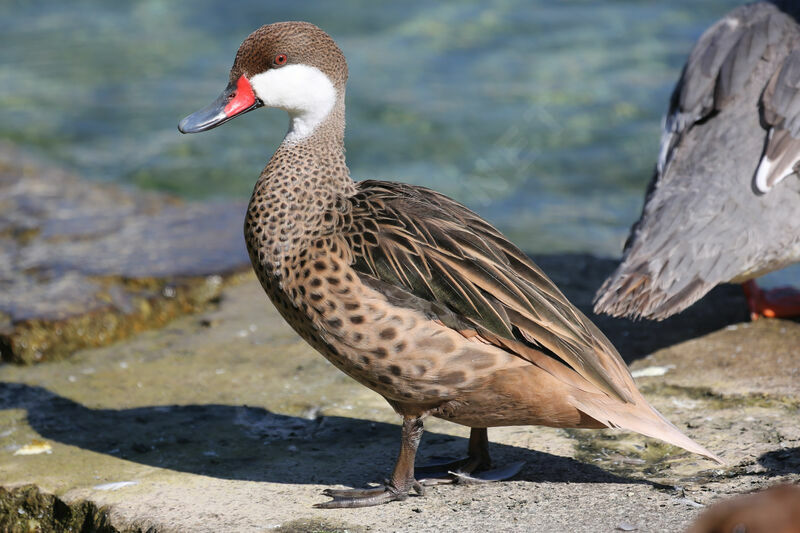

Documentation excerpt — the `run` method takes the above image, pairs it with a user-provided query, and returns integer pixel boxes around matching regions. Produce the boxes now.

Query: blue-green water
[0,0,761,261]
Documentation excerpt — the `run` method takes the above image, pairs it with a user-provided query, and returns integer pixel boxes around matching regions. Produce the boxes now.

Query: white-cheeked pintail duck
[179,21,720,508]
[595,1,800,321]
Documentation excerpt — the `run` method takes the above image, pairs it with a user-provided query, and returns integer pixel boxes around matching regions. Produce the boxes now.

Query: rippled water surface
[1,0,769,262]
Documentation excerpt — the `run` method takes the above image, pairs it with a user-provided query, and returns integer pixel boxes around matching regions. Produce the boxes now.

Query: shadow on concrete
[532,254,751,364]
[1,382,659,489]
[758,447,800,477]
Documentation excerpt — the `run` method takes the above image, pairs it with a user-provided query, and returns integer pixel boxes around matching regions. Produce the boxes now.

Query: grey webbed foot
[447,461,525,484]
[416,428,523,485]
[417,456,524,485]
[315,479,424,508]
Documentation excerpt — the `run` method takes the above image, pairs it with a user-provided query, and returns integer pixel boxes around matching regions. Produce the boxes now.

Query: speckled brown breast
[248,227,507,404]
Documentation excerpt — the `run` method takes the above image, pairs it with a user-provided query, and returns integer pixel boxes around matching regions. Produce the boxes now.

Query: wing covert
[340,180,635,402]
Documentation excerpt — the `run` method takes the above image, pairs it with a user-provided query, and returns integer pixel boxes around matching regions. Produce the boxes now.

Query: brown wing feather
[340,180,635,403]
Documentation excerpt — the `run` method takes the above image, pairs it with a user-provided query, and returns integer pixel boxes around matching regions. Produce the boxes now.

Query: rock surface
[0,145,250,364]
[1,272,798,532]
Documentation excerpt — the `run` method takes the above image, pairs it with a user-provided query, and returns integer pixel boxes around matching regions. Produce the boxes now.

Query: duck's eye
[274,53,287,66]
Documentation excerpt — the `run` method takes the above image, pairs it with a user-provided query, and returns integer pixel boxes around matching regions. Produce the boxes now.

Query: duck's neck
[284,88,346,147]
[246,95,355,265]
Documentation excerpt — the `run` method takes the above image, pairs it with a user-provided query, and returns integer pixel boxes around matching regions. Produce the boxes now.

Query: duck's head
[178,22,347,142]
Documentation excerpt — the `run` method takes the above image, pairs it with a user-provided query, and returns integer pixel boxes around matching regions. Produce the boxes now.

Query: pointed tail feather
[570,394,724,464]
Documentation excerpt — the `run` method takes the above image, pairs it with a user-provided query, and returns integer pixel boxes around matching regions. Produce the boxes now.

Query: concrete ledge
[1,278,797,532]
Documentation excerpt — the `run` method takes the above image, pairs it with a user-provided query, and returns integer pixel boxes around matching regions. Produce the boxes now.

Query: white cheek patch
[250,64,337,143]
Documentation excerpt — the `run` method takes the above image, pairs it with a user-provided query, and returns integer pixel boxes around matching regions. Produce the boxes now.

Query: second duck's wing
[340,180,635,403]
[657,2,792,177]
[756,49,800,192]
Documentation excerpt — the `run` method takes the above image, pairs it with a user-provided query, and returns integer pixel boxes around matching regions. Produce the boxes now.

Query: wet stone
[0,144,250,364]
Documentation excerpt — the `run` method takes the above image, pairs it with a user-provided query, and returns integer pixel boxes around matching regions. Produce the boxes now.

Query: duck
[178,21,720,508]
[594,1,800,321]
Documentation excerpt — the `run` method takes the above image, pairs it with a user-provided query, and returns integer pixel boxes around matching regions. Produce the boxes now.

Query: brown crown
[229,21,348,89]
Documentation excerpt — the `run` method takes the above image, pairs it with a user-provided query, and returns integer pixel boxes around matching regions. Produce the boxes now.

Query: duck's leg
[416,428,491,476]
[742,280,800,321]
[416,428,524,485]
[314,415,425,508]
